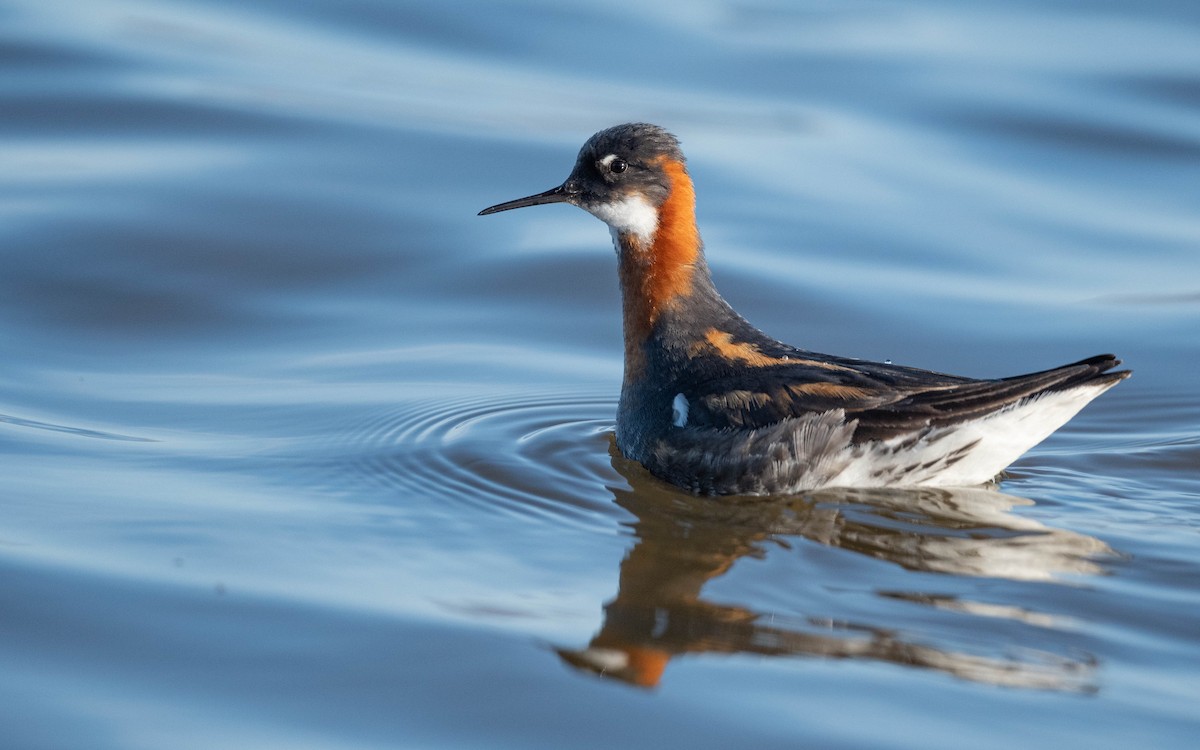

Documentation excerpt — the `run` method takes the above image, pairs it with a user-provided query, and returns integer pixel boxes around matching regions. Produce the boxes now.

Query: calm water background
[2,1,1199,747]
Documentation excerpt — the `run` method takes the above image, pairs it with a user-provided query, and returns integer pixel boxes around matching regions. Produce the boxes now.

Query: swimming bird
[479,123,1129,495]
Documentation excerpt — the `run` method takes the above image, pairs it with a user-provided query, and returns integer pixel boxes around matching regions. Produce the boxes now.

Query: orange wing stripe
[698,329,855,372]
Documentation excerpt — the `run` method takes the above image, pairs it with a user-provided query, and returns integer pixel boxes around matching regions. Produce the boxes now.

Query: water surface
[2,1,1199,748]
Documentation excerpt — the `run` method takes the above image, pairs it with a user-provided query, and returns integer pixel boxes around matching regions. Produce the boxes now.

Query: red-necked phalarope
[479,123,1130,495]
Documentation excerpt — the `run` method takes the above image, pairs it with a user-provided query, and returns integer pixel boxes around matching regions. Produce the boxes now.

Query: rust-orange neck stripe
[644,158,700,321]
[617,158,701,380]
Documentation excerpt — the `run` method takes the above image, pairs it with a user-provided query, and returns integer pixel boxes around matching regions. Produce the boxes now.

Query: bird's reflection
[557,441,1111,691]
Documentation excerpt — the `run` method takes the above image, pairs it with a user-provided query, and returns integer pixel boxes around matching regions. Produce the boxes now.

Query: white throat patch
[585,195,658,244]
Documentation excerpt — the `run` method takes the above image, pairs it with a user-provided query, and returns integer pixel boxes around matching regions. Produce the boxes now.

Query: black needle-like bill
[478,184,573,215]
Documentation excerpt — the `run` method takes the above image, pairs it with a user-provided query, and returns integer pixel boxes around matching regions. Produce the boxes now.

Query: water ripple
[0,412,154,443]
[323,387,625,531]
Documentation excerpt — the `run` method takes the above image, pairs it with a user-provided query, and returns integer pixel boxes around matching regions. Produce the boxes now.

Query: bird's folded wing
[681,354,1126,442]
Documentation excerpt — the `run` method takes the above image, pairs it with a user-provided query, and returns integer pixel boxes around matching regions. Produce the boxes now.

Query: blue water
[2,1,1199,748]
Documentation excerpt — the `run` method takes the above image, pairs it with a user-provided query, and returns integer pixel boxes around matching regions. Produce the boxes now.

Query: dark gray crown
[577,123,685,166]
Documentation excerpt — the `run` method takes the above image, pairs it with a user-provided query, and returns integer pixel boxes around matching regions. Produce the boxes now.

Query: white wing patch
[672,393,689,427]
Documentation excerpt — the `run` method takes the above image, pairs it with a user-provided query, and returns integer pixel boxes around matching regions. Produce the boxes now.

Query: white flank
[672,393,689,427]
[586,195,658,244]
[831,383,1118,488]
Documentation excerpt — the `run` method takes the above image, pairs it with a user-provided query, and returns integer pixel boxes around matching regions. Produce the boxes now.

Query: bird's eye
[610,159,627,174]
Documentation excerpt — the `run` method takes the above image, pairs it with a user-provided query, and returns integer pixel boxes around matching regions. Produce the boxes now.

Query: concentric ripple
[322,386,628,530]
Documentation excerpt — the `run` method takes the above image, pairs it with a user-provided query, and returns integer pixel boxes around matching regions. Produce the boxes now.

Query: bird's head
[479,123,688,244]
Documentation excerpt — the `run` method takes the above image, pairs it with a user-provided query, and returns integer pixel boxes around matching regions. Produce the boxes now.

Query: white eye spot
[598,154,627,174]
[672,393,689,427]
